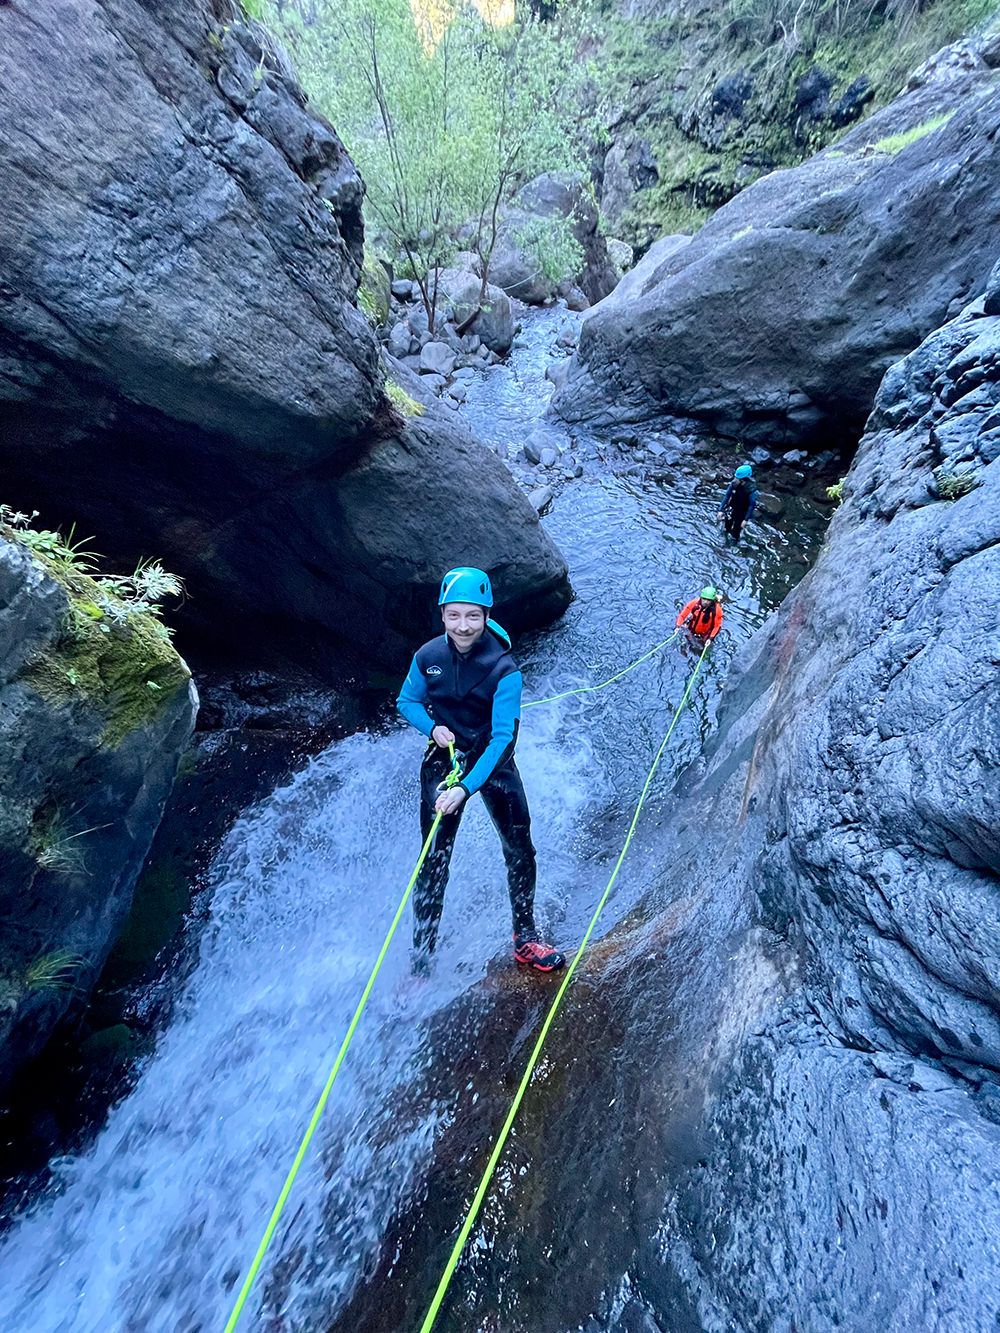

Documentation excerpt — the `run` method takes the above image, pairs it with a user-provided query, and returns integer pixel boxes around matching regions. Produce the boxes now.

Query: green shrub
[31,806,111,876]
[934,469,978,501]
[24,949,87,993]
[1,507,189,745]
[826,479,844,503]
[358,251,391,326]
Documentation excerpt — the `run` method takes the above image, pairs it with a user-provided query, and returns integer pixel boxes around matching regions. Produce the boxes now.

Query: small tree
[278,0,596,331]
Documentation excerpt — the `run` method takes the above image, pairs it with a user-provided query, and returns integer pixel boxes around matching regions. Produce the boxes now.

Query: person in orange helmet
[676,585,724,644]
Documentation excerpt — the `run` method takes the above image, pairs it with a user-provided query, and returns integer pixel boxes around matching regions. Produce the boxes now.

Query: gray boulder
[555,69,1000,447]
[433,268,515,355]
[527,486,554,515]
[560,285,590,312]
[605,237,635,276]
[0,534,196,1088]
[418,341,457,377]
[387,321,413,358]
[582,234,693,320]
[449,249,482,275]
[0,0,570,678]
[488,173,619,307]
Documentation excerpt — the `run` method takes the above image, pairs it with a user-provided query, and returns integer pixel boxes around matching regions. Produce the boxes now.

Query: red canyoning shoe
[513,930,566,972]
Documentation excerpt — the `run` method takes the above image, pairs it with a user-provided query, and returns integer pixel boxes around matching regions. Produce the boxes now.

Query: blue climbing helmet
[438,566,494,607]
[734,464,753,479]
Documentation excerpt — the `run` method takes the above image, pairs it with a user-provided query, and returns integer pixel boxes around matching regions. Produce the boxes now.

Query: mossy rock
[599,0,998,243]
[17,554,189,748]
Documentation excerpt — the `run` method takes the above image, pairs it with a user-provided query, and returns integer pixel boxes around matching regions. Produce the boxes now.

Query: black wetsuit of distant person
[718,463,759,542]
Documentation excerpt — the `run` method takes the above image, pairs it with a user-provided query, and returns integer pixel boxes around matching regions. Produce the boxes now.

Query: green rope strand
[418,643,710,1333]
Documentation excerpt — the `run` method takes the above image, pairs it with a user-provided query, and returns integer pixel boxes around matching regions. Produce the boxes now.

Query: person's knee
[503,822,535,854]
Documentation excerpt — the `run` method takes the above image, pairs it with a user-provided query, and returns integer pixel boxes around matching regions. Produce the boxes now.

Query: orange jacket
[676,598,723,639]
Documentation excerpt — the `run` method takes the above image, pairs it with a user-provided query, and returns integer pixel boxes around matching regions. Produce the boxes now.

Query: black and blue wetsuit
[397,620,536,956]
[718,477,758,541]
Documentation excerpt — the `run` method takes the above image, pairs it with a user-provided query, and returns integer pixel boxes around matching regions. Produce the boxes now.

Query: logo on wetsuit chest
[426,665,443,676]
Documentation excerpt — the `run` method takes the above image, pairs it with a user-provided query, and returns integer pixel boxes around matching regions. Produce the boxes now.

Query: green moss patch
[871,111,956,155]
[3,523,189,748]
[358,250,391,326]
[386,378,425,417]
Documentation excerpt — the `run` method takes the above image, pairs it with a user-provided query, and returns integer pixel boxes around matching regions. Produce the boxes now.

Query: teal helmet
[438,566,494,607]
[700,585,720,600]
[734,464,753,479]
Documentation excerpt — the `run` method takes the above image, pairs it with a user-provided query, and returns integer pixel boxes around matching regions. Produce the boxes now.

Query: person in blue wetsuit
[718,463,759,542]
[397,566,565,974]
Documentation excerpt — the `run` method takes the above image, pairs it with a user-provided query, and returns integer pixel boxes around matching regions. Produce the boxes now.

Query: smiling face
[441,601,486,653]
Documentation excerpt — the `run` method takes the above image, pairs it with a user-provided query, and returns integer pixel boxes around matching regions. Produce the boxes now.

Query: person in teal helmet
[718,463,758,542]
[397,567,565,974]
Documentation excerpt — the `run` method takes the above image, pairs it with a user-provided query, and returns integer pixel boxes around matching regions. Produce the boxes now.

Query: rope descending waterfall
[222,750,462,1332]
[223,632,704,1330]
[418,640,711,1333]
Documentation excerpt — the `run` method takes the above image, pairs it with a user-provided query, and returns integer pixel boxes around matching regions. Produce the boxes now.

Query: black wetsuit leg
[479,758,537,937]
[412,746,465,955]
[725,490,751,541]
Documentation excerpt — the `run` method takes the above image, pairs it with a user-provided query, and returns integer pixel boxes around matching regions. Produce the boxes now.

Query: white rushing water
[0,708,614,1331]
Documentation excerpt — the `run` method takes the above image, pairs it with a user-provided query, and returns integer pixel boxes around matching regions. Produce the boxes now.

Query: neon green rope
[418,643,710,1333]
[223,747,461,1332]
[523,631,679,710]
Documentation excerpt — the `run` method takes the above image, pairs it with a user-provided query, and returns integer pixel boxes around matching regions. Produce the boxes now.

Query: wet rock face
[555,69,1000,448]
[663,287,1000,1325]
[0,0,570,680]
[1,0,375,462]
[357,291,1000,1331]
[0,537,196,1090]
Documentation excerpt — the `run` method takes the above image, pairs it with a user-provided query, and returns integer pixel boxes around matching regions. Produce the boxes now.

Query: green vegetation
[593,0,999,245]
[1,507,189,746]
[24,949,87,993]
[510,214,584,287]
[31,806,111,876]
[935,469,979,500]
[826,479,845,503]
[272,0,597,330]
[358,249,391,326]
[870,111,955,155]
[386,379,425,417]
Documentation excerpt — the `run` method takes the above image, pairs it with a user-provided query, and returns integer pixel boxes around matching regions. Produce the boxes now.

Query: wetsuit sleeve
[718,481,734,512]
[675,599,697,629]
[708,606,724,639]
[397,656,435,738]
[746,489,758,520]
[459,670,522,798]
